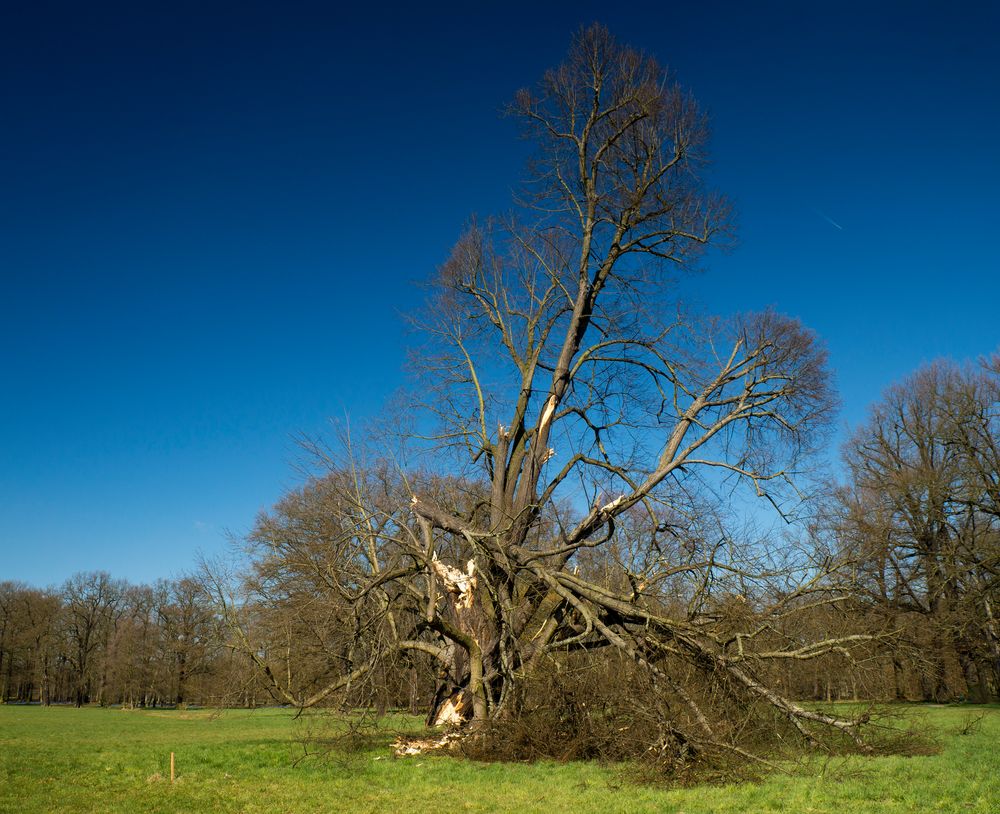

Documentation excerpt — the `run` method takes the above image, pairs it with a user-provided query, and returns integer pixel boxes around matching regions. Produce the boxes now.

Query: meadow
[0,704,997,813]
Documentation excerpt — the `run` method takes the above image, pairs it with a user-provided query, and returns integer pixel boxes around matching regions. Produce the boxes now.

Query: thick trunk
[176,653,187,706]
[892,656,907,700]
[426,556,489,726]
[958,652,989,703]
[42,655,50,706]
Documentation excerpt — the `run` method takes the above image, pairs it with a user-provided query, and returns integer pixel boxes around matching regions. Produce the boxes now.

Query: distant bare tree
[839,360,1000,701]
[0,582,25,702]
[61,571,126,707]
[155,577,216,706]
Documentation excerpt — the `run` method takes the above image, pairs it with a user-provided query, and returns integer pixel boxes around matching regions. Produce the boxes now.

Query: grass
[0,703,997,813]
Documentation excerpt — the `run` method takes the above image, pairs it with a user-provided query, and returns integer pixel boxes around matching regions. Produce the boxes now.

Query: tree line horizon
[1,351,997,712]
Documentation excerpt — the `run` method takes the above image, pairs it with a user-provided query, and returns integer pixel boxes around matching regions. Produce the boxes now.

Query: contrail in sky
[813,208,844,230]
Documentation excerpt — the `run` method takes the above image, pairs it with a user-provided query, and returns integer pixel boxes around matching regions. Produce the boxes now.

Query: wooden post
[170,752,175,784]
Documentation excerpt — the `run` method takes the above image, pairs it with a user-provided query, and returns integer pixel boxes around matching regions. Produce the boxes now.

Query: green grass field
[0,704,997,813]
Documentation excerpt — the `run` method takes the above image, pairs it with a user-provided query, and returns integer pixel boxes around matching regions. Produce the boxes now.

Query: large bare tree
[218,26,882,765]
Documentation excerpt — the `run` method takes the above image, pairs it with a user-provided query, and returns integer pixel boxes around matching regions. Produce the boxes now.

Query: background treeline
[0,571,438,710]
[0,574,242,708]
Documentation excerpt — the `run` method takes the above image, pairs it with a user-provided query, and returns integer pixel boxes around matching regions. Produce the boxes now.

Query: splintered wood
[391,731,461,757]
[430,553,477,610]
[430,690,468,726]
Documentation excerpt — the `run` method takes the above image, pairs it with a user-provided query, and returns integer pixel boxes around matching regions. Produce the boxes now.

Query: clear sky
[2,1,998,587]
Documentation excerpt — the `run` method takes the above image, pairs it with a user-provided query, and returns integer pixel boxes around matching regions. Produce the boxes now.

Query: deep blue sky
[2,1,997,587]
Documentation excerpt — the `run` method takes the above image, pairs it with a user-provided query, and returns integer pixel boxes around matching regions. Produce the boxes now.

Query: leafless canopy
[217,26,880,769]
[838,360,1000,701]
